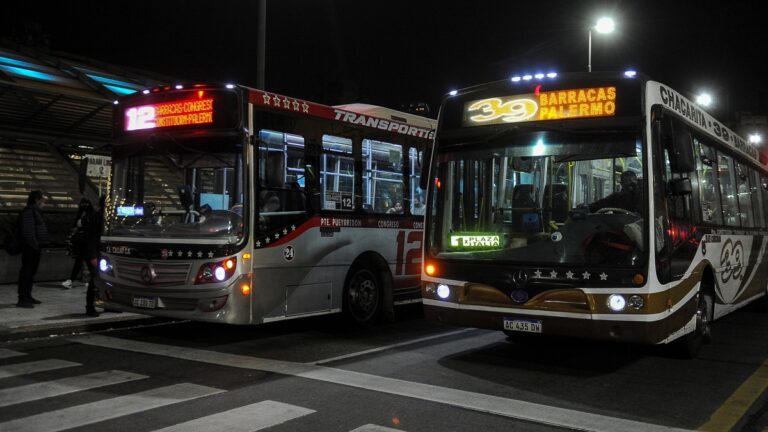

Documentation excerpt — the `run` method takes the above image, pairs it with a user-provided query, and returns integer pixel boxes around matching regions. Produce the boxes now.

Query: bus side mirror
[419,149,429,190]
[669,178,692,195]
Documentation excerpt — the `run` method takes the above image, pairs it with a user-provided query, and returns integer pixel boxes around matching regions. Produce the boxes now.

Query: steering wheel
[596,207,635,215]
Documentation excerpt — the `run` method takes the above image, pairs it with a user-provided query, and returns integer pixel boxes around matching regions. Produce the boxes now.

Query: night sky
[3,1,767,120]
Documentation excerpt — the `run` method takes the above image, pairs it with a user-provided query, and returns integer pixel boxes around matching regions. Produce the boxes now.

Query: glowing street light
[749,133,763,145]
[588,17,615,72]
[696,93,713,107]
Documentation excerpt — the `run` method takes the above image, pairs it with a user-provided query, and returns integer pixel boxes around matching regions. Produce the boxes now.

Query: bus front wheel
[343,265,381,325]
[675,292,713,358]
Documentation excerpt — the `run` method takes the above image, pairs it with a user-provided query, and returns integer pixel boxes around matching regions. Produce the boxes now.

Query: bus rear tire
[674,292,713,359]
[343,265,381,325]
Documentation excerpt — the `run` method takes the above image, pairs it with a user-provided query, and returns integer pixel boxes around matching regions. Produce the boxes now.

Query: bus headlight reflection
[437,284,450,299]
[607,294,626,312]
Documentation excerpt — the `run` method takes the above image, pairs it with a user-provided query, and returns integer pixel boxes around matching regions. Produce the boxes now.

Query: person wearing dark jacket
[62,198,95,289]
[17,190,49,308]
[82,196,105,316]
[588,171,642,213]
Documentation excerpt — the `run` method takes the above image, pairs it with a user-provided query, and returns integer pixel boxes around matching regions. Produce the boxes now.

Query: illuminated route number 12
[125,106,156,131]
[395,230,422,275]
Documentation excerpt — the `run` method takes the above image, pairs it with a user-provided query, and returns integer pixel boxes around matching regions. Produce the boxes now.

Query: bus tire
[675,291,713,359]
[343,264,382,325]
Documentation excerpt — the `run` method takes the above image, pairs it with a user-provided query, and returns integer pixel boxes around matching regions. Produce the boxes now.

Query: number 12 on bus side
[504,318,542,333]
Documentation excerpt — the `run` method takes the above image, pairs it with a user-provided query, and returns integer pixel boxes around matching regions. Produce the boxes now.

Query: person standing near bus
[16,190,49,308]
[62,198,95,289]
[82,196,105,316]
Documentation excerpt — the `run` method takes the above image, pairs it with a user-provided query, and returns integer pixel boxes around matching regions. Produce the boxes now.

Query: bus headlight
[436,284,450,299]
[628,295,645,310]
[99,257,113,275]
[607,294,626,312]
[196,257,237,284]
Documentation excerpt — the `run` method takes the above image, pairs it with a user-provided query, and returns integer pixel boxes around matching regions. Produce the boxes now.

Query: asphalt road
[1,304,766,432]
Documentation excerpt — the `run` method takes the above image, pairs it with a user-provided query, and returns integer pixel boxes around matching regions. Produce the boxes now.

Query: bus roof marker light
[696,93,713,107]
[624,70,637,78]
[448,90,458,96]
[534,73,545,79]
[142,89,150,95]
[175,84,183,90]
[749,133,762,144]
[522,75,533,81]
[546,72,558,78]
[113,100,119,105]
[511,76,522,82]
[226,84,235,89]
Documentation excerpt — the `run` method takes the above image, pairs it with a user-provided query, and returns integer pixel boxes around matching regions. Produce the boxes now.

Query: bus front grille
[114,259,192,286]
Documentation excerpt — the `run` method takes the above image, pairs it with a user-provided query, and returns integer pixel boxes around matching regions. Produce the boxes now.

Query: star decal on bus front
[292,100,300,111]
[255,240,261,248]
[197,251,203,258]
[262,93,271,105]
[600,272,608,280]
[533,269,542,278]
[274,233,280,239]
[566,271,574,279]
[301,102,309,113]
[282,228,288,235]
[549,270,558,278]
[207,251,214,258]
[582,271,591,280]
[291,225,296,230]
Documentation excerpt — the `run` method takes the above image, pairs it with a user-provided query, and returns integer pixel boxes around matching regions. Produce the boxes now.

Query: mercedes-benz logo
[511,270,528,288]
[140,265,157,284]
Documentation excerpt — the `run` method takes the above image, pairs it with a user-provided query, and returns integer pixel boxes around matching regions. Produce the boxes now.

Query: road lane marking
[311,329,475,365]
[0,370,147,407]
[0,359,80,378]
[74,334,691,432]
[350,425,404,431]
[0,383,223,432]
[0,349,25,359]
[151,400,314,432]
[698,359,768,432]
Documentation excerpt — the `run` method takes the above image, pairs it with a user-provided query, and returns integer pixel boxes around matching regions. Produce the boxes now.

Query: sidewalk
[1,280,156,341]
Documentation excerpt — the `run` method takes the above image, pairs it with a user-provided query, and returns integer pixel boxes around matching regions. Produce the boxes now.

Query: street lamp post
[588,17,615,72]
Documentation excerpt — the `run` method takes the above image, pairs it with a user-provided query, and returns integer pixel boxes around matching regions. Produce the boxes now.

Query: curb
[0,315,173,342]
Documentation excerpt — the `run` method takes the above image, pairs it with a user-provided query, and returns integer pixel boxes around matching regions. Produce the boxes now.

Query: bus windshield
[107,145,246,242]
[429,129,646,267]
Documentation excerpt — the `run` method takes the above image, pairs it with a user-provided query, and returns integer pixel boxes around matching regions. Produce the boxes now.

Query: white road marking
[0,349,25,360]
[151,400,314,432]
[311,329,474,365]
[73,335,691,432]
[0,370,147,407]
[0,359,79,378]
[350,424,404,432]
[0,383,223,432]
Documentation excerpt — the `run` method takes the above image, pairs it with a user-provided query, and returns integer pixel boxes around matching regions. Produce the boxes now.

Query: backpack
[4,213,22,256]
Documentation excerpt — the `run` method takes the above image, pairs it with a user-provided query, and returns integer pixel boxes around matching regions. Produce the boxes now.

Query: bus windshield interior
[107,146,246,242]
[429,130,646,266]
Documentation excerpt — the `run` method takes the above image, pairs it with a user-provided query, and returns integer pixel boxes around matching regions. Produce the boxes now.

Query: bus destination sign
[124,94,214,131]
[463,86,617,127]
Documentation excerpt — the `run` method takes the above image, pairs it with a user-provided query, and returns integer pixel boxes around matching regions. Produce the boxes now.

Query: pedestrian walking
[82,196,105,316]
[17,190,49,308]
[62,198,94,289]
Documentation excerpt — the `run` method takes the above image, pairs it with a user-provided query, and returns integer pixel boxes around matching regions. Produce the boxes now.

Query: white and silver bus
[97,84,435,325]
[421,72,768,356]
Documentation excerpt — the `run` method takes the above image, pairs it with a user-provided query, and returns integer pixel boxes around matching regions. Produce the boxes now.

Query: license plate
[132,296,157,309]
[503,318,542,333]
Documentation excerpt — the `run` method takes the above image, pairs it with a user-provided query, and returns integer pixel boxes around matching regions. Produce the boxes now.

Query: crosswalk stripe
[0,370,147,407]
[151,400,315,432]
[350,424,405,432]
[74,334,692,432]
[0,383,224,432]
[0,359,80,379]
[0,349,25,360]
